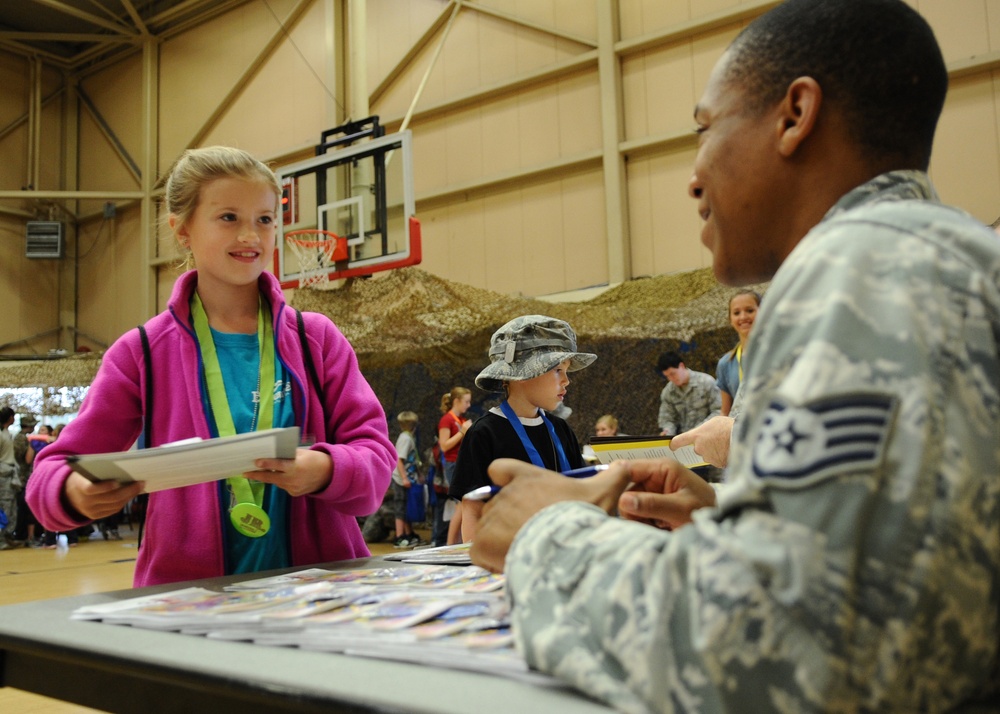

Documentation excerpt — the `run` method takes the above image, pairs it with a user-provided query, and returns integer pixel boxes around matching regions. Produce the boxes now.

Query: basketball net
[284,230,344,289]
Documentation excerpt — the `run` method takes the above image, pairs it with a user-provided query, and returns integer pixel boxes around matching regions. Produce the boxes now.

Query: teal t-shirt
[208,328,296,575]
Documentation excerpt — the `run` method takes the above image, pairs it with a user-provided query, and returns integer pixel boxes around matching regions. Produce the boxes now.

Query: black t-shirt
[448,410,583,499]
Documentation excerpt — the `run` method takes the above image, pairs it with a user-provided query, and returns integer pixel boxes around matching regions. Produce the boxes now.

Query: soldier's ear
[776,76,821,158]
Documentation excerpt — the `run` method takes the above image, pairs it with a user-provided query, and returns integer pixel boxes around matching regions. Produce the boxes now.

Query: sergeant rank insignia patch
[751,393,897,487]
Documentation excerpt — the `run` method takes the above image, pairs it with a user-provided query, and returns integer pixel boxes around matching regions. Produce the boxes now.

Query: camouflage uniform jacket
[505,171,1000,713]
[657,370,721,435]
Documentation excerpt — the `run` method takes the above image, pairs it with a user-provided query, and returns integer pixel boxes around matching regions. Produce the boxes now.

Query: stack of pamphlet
[72,549,556,686]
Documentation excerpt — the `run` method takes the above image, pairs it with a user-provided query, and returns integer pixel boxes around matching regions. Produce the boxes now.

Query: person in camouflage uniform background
[470,0,999,712]
[655,351,721,437]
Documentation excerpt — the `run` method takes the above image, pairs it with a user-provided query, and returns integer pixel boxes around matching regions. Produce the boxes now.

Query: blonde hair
[397,411,418,432]
[595,414,618,433]
[440,387,471,413]
[165,146,281,266]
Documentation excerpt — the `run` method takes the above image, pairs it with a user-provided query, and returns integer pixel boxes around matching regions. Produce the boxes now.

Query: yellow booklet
[588,434,709,469]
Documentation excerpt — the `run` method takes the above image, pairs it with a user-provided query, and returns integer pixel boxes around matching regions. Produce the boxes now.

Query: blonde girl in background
[716,290,761,416]
[594,414,619,437]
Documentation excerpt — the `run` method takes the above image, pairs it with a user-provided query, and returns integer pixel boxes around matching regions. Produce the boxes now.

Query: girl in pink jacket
[28,147,395,587]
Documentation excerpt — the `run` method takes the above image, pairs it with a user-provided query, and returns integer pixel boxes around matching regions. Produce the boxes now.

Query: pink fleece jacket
[28,270,395,587]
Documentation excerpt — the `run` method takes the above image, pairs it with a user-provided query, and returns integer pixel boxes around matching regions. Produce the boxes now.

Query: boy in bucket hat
[448,315,596,541]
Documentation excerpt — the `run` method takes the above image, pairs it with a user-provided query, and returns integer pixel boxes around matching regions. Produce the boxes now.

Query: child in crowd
[390,411,423,548]
[449,315,596,541]
[436,387,471,546]
[28,146,395,587]
[716,290,761,416]
[594,414,619,437]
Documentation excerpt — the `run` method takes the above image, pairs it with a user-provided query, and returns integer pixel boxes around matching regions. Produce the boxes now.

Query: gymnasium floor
[0,524,413,713]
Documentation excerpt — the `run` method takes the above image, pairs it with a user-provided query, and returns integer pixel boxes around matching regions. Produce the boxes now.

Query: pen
[561,464,610,479]
[463,485,501,501]
[462,464,610,502]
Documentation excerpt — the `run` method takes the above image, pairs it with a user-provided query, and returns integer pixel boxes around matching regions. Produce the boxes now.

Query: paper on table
[588,434,708,468]
[67,426,300,493]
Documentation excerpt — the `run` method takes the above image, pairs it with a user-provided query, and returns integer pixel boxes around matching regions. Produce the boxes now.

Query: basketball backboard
[275,125,420,288]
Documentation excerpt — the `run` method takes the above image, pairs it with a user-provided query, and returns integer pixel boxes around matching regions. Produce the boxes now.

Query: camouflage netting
[0,267,767,448]
[292,267,767,454]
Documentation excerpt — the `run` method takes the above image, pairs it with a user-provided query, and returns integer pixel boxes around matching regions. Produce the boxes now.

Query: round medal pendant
[230,502,270,538]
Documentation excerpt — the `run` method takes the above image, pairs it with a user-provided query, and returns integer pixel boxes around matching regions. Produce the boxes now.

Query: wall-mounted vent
[26,221,64,259]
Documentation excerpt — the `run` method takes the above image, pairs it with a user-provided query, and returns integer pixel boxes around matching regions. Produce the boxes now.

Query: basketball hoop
[283,230,347,289]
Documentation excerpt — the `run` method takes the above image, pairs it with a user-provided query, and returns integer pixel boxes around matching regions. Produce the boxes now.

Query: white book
[67,426,300,492]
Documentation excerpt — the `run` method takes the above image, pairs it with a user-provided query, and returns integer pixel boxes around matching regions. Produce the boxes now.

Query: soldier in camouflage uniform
[471,0,999,712]
[656,352,721,437]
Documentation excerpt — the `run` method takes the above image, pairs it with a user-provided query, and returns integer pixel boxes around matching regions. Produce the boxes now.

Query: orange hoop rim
[283,229,343,248]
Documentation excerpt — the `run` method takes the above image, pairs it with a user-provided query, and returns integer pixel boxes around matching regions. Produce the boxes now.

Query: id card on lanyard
[192,293,274,538]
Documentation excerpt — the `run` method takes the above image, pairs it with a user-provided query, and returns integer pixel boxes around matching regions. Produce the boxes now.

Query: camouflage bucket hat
[475,315,597,392]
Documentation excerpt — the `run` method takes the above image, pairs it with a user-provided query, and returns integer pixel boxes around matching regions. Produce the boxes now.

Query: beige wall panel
[205,6,333,156]
[444,200,488,287]
[444,107,484,185]
[621,54,649,141]
[625,157,654,275]
[0,217,61,353]
[989,0,1000,48]
[516,81,561,166]
[158,0,301,164]
[370,38,437,120]
[0,52,28,126]
[37,99,64,193]
[692,0,744,19]
[441,11,484,98]
[479,92,522,176]
[916,0,990,61]
[556,70,601,154]
[75,207,144,348]
[559,171,607,289]
[411,205,450,277]
[520,181,565,295]
[81,54,142,188]
[367,0,448,101]
[553,0,599,41]
[371,3,591,121]
[476,13,520,86]
[156,262,185,314]
[619,0,692,40]
[690,28,740,97]
[473,0,597,42]
[0,130,28,193]
[482,189,527,295]
[78,111,139,197]
[640,44,697,139]
[0,217,22,346]
[931,73,1000,223]
[411,115,450,194]
[628,149,708,278]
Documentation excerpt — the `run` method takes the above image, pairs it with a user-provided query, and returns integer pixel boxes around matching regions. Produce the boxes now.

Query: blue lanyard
[499,400,571,472]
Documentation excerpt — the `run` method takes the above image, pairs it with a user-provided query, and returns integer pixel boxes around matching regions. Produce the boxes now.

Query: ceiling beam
[29,0,137,35]
[118,0,149,36]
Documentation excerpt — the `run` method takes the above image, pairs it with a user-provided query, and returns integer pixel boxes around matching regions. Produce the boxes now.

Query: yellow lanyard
[191,293,274,537]
[735,343,743,383]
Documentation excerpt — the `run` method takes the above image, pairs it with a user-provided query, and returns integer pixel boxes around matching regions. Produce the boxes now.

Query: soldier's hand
[617,459,717,530]
[470,459,631,573]
[670,416,734,467]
